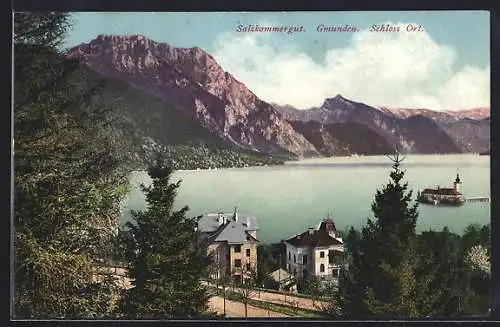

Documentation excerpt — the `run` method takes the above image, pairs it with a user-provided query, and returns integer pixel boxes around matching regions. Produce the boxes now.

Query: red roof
[286,229,342,247]
[421,188,461,196]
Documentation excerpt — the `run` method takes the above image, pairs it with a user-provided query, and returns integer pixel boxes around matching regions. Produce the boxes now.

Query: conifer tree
[122,155,211,318]
[343,150,420,317]
[14,12,130,318]
[336,227,365,317]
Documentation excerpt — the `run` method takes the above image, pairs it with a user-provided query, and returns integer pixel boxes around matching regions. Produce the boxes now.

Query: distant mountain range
[66,35,490,166]
[274,96,489,154]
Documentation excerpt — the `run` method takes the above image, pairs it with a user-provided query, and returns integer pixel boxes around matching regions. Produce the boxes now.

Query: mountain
[64,65,288,170]
[439,118,490,153]
[66,34,488,159]
[378,107,490,153]
[275,95,489,154]
[447,107,490,120]
[379,106,490,121]
[66,35,318,158]
[275,95,463,154]
[289,120,394,156]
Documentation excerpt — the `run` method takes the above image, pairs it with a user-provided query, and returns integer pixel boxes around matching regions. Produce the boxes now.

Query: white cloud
[212,22,490,110]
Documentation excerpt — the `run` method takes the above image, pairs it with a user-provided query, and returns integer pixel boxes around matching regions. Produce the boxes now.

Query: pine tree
[336,227,366,317]
[344,150,419,318]
[14,12,130,318]
[122,154,211,318]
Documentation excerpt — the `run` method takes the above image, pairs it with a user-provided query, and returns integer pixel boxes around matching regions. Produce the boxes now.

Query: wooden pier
[465,197,490,203]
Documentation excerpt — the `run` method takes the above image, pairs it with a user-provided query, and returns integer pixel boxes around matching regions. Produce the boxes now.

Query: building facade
[284,218,344,284]
[418,174,465,205]
[196,209,258,282]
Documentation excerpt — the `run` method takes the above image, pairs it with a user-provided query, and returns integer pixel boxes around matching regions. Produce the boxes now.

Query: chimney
[308,228,314,235]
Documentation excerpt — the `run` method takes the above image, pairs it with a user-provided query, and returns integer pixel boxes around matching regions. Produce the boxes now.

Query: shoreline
[129,152,489,174]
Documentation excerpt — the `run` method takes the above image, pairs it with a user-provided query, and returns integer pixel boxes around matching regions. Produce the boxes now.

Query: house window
[332,269,339,278]
[320,264,325,273]
[288,252,291,260]
[303,269,308,279]
[328,251,334,264]
[294,254,296,263]
[235,259,241,268]
[288,264,291,272]
[320,251,325,258]
[234,245,241,253]
[246,249,251,257]
[303,255,308,265]
[294,268,297,275]
[246,263,251,271]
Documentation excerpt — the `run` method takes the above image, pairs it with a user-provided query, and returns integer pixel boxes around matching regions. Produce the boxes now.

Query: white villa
[284,218,344,284]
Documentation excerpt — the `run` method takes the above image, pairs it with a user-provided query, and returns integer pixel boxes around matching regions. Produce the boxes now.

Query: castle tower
[453,174,461,193]
[232,207,238,222]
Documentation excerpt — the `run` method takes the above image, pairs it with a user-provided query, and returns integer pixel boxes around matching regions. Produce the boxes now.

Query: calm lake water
[121,154,490,244]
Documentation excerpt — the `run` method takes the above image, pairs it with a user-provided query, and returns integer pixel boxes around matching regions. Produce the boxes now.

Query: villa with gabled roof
[284,217,344,284]
[196,208,258,282]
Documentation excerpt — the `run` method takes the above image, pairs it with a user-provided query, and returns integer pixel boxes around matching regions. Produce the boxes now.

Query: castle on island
[417,174,465,206]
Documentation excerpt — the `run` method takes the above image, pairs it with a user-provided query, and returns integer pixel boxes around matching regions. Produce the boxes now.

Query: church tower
[453,174,462,193]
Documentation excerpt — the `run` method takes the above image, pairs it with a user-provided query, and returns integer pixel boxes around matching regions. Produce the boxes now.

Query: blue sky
[64,11,490,110]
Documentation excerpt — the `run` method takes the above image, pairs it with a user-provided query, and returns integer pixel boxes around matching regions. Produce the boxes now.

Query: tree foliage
[340,151,419,318]
[122,154,211,318]
[337,152,490,318]
[414,224,490,317]
[14,12,130,318]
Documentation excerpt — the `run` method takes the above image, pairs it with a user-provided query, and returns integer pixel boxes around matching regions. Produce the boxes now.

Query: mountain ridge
[66,34,489,160]
[67,34,318,158]
[274,96,489,154]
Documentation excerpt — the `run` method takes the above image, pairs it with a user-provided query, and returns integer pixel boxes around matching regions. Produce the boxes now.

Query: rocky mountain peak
[322,94,355,109]
[66,34,318,157]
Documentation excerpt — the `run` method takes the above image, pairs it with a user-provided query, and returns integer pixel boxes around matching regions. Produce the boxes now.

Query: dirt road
[208,296,289,318]
[206,283,326,311]
[251,289,327,311]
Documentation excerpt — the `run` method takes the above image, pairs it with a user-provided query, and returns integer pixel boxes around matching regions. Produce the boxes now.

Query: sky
[64,11,490,110]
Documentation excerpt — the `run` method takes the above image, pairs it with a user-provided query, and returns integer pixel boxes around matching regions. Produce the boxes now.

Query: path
[206,282,327,311]
[251,288,327,311]
[208,296,289,318]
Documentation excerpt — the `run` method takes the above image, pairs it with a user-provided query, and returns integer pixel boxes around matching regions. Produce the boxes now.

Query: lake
[120,154,490,244]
